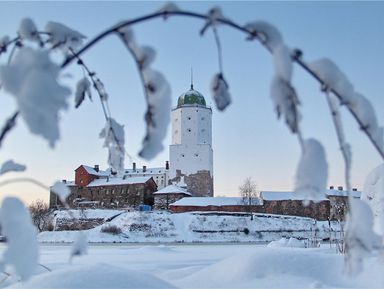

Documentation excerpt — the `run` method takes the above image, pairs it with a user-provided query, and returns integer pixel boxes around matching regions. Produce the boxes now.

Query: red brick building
[50,165,157,209]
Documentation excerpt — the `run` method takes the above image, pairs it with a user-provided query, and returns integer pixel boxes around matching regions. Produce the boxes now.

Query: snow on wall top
[87,176,152,187]
[261,189,360,200]
[154,185,191,195]
[260,191,327,201]
[54,209,125,219]
[170,197,262,207]
[325,189,361,198]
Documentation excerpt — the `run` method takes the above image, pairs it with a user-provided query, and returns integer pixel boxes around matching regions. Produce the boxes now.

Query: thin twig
[0,177,49,190]
[0,111,19,148]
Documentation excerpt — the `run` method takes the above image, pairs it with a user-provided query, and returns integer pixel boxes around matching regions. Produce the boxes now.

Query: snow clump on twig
[51,180,71,204]
[309,58,384,153]
[45,21,86,50]
[0,197,38,281]
[244,21,283,50]
[99,118,125,172]
[211,73,231,111]
[139,69,171,160]
[18,18,42,45]
[75,77,92,108]
[0,47,71,148]
[0,160,26,175]
[294,138,328,204]
[345,198,382,275]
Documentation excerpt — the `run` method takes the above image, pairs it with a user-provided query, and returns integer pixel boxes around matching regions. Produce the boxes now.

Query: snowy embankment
[38,210,341,243]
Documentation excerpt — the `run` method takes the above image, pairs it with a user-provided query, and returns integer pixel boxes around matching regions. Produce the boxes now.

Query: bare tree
[29,200,52,232]
[239,177,260,220]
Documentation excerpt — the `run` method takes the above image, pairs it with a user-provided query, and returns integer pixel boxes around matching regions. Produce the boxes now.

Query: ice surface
[0,159,26,175]
[8,263,177,289]
[0,197,38,280]
[0,47,70,148]
[295,139,328,204]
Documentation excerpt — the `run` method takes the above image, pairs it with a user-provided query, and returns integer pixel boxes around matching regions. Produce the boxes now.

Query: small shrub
[101,224,122,235]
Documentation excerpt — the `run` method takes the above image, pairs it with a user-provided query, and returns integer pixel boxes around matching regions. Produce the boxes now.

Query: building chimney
[133,162,136,171]
[62,179,66,183]
[165,161,169,170]
[337,186,343,191]
[143,165,147,172]
[352,188,357,191]
[329,186,334,190]
[94,165,99,172]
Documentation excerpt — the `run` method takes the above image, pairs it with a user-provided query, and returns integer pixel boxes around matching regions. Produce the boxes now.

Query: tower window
[181,154,185,157]
[201,117,205,120]
[202,128,205,132]
[187,128,191,132]
[195,153,199,157]
[188,117,191,120]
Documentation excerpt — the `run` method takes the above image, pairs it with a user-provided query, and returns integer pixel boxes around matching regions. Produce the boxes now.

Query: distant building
[168,85,214,197]
[153,184,192,210]
[169,187,361,221]
[49,165,157,209]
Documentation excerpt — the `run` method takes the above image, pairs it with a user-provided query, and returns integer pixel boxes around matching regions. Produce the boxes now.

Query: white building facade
[169,85,214,197]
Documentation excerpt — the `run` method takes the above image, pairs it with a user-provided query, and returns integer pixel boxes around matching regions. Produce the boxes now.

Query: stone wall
[328,196,349,221]
[154,193,189,210]
[50,182,156,210]
[170,200,331,221]
[55,218,105,231]
[169,170,213,197]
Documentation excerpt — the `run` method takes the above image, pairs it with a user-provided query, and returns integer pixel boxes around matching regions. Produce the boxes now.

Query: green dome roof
[177,86,206,107]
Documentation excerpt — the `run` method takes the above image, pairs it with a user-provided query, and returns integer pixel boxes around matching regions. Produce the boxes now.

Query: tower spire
[190,67,194,90]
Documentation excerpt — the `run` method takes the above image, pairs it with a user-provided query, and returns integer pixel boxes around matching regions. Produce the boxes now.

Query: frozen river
[1,243,383,288]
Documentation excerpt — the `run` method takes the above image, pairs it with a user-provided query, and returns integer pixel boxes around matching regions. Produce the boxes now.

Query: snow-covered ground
[1,243,384,288]
[40,210,342,243]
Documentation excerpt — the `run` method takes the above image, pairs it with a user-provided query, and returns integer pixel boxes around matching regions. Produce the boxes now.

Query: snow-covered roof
[124,167,166,176]
[260,191,327,201]
[325,189,361,198]
[261,190,360,201]
[82,165,110,177]
[171,197,262,207]
[87,176,152,187]
[153,185,191,196]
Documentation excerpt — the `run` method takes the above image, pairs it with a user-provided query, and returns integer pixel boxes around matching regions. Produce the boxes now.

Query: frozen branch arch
[0,2,383,277]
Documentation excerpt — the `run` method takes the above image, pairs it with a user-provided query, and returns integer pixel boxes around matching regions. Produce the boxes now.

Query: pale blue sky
[0,1,383,204]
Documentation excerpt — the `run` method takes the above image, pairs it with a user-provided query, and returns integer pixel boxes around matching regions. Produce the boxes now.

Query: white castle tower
[169,84,214,197]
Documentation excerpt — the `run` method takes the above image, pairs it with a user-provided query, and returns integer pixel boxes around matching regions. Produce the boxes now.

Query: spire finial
[190,67,194,90]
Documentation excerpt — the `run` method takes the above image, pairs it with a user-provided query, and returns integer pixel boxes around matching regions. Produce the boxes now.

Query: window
[188,117,191,120]
[201,117,205,120]
[181,154,185,157]
[187,128,191,132]
[201,128,205,132]
[195,153,199,157]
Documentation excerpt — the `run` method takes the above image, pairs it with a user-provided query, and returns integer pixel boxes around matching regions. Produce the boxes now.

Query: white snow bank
[8,263,176,289]
[267,237,306,248]
[53,209,124,220]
